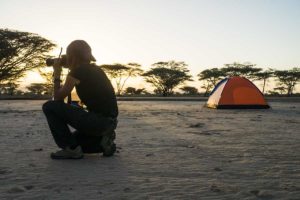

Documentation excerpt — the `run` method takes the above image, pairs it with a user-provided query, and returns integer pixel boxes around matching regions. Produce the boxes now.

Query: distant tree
[135,88,146,95]
[7,82,19,95]
[26,83,49,95]
[272,86,286,95]
[180,86,198,95]
[37,68,53,95]
[153,88,163,95]
[273,68,300,96]
[200,82,213,96]
[38,68,53,85]
[254,69,274,94]
[37,68,68,96]
[0,84,4,95]
[222,62,262,80]
[100,63,143,95]
[125,87,136,95]
[14,90,24,95]
[0,29,56,82]
[198,68,224,96]
[0,81,19,95]
[125,87,146,95]
[143,61,192,96]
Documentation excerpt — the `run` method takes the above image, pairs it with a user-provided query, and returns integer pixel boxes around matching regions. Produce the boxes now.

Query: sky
[1,0,300,91]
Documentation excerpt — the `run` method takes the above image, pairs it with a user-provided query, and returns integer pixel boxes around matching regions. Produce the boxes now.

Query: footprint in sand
[24,185,34,190]
[146,153,154,157]
[7,186,26,193]
[33,148,43,152]
[214,167,223,171]
[187,131,212,136]
[250,118,262,122]
[123,187,131,192]
[250,190,274,199]
[210,184,221,192]
[189,123,205,128]
[0,168,12,175]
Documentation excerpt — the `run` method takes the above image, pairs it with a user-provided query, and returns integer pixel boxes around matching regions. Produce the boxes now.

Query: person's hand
[53,59,62,78]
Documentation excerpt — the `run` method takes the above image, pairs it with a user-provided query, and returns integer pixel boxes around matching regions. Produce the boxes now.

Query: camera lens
[45,55,67,67]
[46,58,54,66]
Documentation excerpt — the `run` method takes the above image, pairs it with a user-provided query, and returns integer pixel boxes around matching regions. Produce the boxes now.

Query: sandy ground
[0,100,299,200]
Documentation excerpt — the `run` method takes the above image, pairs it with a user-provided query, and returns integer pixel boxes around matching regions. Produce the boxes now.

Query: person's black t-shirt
[69,64,118,118]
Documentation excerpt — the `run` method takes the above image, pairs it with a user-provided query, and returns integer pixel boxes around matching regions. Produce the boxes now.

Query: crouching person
[42,40,118,159]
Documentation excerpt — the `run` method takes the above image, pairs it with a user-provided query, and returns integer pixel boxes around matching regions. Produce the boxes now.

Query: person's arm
[53,75,79,101]
[52,62,79,101]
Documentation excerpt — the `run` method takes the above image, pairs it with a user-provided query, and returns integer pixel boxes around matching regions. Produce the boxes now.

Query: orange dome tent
[206,76,270,109]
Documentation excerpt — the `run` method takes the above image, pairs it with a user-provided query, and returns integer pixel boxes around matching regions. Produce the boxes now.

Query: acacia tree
[37,68,68,96]
[100,63,143,95]
[197,68,224,96]
[37,68,53,95]
[142,61,192,96]
[125,87,146,95]
[200,82,213,96]
[0,29,56,82]
[254,69,274,94]
[0,81,19,95]
[273,68,300,96]
[180,86,198,95]
[26,83,49,95]
[38,68,53,85]
[272,86,286,95]
[222,62,262,80]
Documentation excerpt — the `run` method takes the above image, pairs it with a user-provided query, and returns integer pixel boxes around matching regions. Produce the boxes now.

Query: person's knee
[42,100,52,114]
[42,100,63,114]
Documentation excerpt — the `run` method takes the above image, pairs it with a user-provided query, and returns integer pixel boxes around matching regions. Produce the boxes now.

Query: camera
[46,55,67,68]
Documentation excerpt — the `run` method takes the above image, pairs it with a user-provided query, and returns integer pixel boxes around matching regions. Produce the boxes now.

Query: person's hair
[66,40,96,66]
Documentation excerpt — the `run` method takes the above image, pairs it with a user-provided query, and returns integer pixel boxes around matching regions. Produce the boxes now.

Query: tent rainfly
[206,76,270,109]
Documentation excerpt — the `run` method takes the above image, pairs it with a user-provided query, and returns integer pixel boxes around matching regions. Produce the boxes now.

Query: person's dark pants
[42,100,116,153]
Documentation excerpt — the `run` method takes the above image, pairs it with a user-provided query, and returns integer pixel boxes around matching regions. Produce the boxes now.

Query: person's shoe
[101,128,116,157]
[50,146,84,159]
